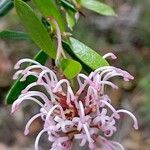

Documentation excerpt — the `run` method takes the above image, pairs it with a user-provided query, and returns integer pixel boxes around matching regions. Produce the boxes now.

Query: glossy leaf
[0,0,12,16]
[69,37,109,70]
[62,40,91,72]
[80,0,116,16]
[0,30,32,41]
[15,0,56,58]
[32,0,65,32]
[58,58,82,79]
[66,11,75,30]
[5,50,48,104]
[0,0,30,17]
[60,0,77,12]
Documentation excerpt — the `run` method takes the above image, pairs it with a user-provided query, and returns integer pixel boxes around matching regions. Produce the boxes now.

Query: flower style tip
[116,68,134,81]
[11,101,20,114]
[24,129,29,136]
[117,110,138,130]
[103,52,117,60]
[11,108,16,114]
[14,62,21,70]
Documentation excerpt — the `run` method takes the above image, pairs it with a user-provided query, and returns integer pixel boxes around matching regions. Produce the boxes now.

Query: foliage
[14,0,56,58]
[0,0,116,104]
[80,0,116,16]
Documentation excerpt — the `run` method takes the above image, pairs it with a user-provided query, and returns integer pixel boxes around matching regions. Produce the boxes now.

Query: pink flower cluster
[11,53,138,150]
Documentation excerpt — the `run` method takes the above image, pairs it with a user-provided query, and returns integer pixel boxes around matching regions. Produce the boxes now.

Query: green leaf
[5,50,48,104]
[66,11,75,30]
[58,58,82,79]
[15,0,56,58]
[68,37,109,70]
[0,30,32,41]
[80,0,116,16]
[0,0,30,17]
[0,0,13,17]
[32,0,65,32]
[62,40,91,72]
[60,0,77,13]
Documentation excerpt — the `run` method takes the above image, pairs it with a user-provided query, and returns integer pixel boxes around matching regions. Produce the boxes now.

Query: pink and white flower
[11,53,138,150]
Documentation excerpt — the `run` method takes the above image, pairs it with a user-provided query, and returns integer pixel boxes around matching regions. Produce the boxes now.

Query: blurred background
[0,0,150,149]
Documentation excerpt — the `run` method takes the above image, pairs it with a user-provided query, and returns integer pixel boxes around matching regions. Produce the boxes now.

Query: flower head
[11,53,138,150]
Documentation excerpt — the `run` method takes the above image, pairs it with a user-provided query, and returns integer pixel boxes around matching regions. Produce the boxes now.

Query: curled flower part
[14,58,41,70]
[66,86,76,106]
[96,68,115,81]
[85,86,98,106]
[13,70,23,80]
[76,72,95,96]
[83,124,94,144]
[94,66,134,82]
[11,96,45,114]
[77,73,96,88]
[95,66,115,74]
[37,69,58,86]
[102,72,123,82]
[53,79,70,93]
[19,91,51,104]
[75,131,93,147]
[24,113,43,135]
[35,128,48,150]
[103,119,117,137]
[73,115,91,130]
[21,65,47,75]
[79,101,85,120]
[45,105,66,124]
[21,82,38,94]
[11,55,138,150]
[103,53,117,60]
[93,108,109,127]
[20,71,39,81]
[54,116,73,133]
[51,137,71,150]
[21,82,56,102]
[99,80,118,94]
[99,100,120,119]
[116,109,138,130]
[115,68,134,81]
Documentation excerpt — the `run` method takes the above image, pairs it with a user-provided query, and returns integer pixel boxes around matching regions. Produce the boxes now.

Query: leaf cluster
[0,0,116,104]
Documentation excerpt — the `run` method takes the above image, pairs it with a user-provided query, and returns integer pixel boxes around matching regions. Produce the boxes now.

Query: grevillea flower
[11,53,138,150]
